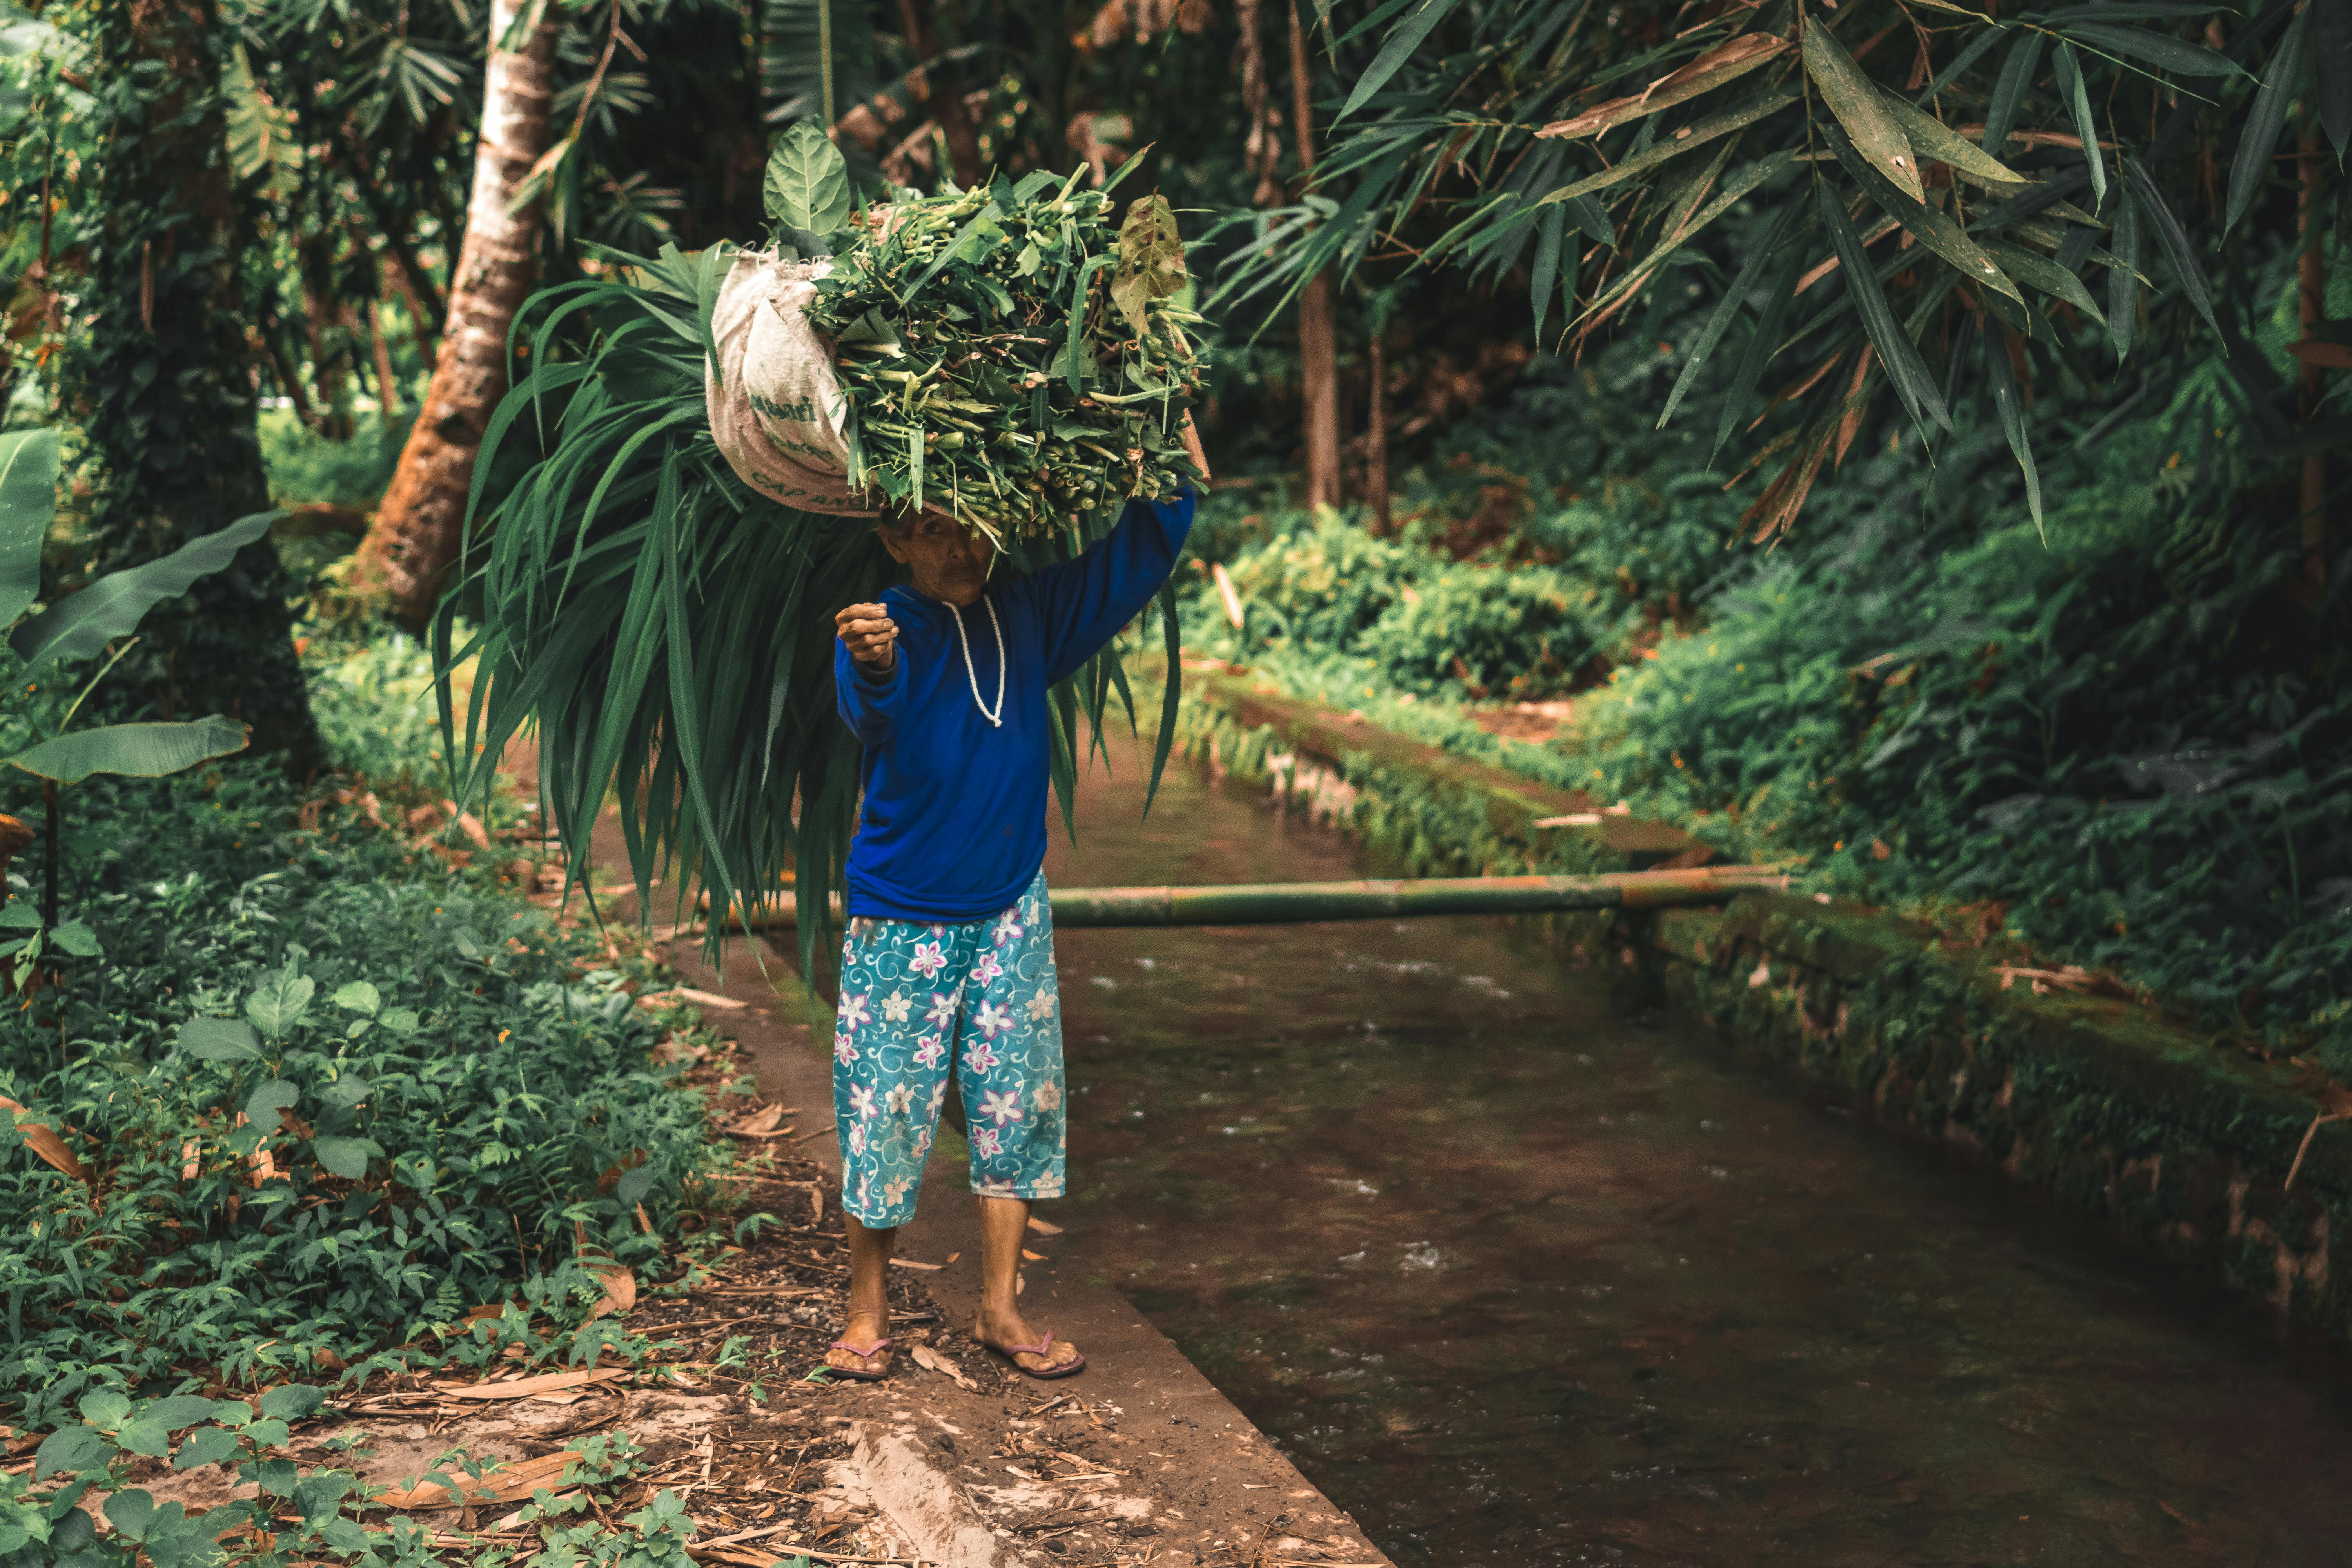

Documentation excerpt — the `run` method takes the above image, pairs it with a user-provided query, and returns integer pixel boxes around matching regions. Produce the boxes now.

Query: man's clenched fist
[836,603,898,673]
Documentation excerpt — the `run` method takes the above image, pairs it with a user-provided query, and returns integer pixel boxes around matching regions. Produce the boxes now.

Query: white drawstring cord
[948,596,1005,728]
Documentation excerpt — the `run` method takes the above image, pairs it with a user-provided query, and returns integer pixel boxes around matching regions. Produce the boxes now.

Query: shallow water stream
[1038,757,2352,1566]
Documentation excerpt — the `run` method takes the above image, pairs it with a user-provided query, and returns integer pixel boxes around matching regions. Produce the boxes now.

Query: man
[827,436,1204,1381]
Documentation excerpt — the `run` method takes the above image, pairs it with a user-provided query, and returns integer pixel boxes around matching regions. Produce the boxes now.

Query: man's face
[881,512,995,607]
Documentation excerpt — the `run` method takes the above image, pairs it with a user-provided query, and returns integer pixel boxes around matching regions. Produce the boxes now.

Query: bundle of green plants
[788,139,1209,536]
[447,134,1200,980]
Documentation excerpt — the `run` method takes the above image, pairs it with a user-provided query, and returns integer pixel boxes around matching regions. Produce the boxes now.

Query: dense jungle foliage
[1181,215,2352,1066]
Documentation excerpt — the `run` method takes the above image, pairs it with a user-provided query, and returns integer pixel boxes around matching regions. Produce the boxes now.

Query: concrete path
[588,816,1391,1568]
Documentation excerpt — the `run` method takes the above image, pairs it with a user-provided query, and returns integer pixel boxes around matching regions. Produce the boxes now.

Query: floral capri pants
[832,869,1065,1227]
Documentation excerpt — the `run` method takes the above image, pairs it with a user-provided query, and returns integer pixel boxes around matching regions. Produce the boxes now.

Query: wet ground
[1038,756,2352,1567]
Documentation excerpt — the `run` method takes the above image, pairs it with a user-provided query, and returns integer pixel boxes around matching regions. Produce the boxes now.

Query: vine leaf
[764,117,851,238]
[1802,15,1924,203]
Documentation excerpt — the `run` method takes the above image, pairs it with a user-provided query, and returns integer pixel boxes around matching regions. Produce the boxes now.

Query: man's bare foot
[826,1309,893,1379]
[973,1309,1082,1377]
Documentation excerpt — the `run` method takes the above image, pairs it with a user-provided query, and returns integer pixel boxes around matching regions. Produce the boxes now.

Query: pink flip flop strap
[830,1336,892,1357]
[999,1330,1054,1356]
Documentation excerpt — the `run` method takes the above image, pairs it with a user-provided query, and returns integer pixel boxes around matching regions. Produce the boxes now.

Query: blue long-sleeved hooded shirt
[834,489,1194,922]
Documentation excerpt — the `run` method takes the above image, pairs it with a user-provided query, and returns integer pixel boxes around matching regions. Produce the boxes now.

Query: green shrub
[258,408,404,510]
[0,751,726,1432]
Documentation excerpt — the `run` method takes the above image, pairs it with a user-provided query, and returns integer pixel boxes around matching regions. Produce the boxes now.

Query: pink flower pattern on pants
[831,869,1068,1227]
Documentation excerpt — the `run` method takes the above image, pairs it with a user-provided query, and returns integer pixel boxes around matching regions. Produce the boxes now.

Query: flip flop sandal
[983,1330,1085,1380]
[825,1336,893,1381]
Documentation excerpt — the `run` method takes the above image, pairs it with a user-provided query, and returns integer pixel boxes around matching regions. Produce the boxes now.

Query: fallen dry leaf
[728,1103,790,1138]
[910,1345,979,1391]
[434,1368,629,1401]
[888,1257,943,1272]
[1020,1249,1047,1262]
[379,1449,582,1508]
[0,1096,85,1181]
[586,1265,637,1322]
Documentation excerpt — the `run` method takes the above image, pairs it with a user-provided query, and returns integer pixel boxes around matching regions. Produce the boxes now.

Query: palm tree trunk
[351,0,561,628]
[1288,2,1340,512]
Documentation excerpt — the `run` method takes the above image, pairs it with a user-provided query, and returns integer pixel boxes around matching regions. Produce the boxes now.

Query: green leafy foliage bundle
[770,122,1208,538]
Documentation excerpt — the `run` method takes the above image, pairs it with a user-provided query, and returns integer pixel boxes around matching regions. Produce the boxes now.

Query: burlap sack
[705,249,881,517]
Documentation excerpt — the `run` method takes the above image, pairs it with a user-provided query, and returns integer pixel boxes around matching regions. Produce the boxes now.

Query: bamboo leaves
[2122,155,2218,337]
[1802,15,1925,202]
[2225,0,2310,233]
[1815,179,1947,439]
[1339,0,1467,120]
[2050,41,2107,208]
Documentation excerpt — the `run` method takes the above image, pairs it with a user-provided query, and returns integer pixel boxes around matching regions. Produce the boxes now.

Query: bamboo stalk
[697,867,1791,932]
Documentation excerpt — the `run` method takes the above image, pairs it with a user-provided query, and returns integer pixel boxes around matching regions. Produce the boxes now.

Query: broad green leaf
[171,1427,243,1470]
[139,1396,220,1431]
[78,1390,132,1428]
[379,1007,421,1036]
[179,1016,261,1062]
[1816,179,1948,438]
[48,920,99,957]
[2050,42,2106,208]
[2122,155,2217,336]
[0,428,59,628]
[613,1163,657,1206]
[2058,20,2244,76]
[257,1384,325,1423]
[1802,15,1924,202]
[319,1073,371,1109]
[331,980,381,1015]
[2225,0,2311,233]
[312,1136,383,1181]
[243,1079,300,1131]
[35,1425,110,1480]
[1340,0,1468,121]
[246,970,315,1036]
[10,510,278,667]
[1878,91,2030,187]
[103,1490,156,1539]
[7,716,249,785]
[762,117,851,237]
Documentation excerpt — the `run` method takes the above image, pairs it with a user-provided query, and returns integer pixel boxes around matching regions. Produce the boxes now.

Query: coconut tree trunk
[351,0,561,629]
[1287,2,1340,512]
